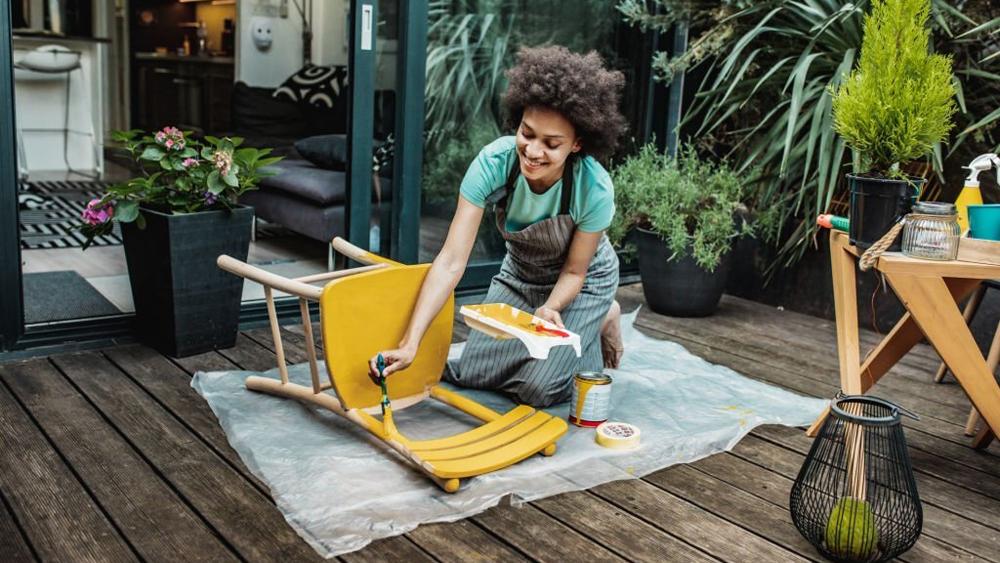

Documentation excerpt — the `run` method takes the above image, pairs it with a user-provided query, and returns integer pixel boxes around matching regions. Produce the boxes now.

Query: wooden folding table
[807,230,1000,448]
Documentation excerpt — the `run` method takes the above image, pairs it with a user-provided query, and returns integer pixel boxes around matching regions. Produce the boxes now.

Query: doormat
[18,181,121,249]
[22,270,122,323]
[192,310,827,557]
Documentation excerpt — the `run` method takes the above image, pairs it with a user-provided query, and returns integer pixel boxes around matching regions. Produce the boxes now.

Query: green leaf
[141,146,166,161]
[115,200,140,223]
[207,170,226,194]
[223,168,239,187]
[135,213,146,230]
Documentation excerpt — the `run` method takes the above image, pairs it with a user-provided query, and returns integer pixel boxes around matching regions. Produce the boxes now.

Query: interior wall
[236,0,400,89]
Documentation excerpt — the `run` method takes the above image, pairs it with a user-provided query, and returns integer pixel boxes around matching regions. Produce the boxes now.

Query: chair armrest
[332,237,404,267]
[217,255,323,300]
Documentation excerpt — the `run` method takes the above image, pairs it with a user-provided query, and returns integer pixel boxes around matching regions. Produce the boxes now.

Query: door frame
[0,0,24,351]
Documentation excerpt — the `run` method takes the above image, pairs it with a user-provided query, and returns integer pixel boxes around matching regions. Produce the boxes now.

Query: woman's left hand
[534,305,564,328]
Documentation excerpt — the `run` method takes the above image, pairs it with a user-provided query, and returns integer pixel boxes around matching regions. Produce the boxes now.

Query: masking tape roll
[595,421,641,450]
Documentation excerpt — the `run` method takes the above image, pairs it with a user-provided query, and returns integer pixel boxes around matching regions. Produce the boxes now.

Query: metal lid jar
[901,202,961,260]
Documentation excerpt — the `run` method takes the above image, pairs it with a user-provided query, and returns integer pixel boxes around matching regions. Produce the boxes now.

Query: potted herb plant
[830,0,955,249]
[81,127,281,357]
[609,144,755,317]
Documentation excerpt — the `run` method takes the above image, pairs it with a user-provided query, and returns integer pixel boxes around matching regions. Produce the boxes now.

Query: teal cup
[968,204,1000,241]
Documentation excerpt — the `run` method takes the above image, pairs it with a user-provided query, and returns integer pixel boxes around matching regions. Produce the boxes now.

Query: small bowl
[968,204,1000,241]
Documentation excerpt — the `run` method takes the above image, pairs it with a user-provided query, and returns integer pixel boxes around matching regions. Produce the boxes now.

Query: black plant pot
[122,205,254,357]
[848,174,922,251]
[635,228,731,317]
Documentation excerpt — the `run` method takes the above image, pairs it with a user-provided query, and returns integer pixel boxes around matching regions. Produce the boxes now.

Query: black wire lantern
[790,395,922,562]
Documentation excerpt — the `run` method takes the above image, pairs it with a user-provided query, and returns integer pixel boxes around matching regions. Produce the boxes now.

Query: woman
[369,46,627,407]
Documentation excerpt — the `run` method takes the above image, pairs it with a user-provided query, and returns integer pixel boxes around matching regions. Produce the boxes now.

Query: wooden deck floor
[1,285,998,562]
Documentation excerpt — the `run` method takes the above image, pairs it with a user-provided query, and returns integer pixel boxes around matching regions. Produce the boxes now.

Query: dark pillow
[231,81,309,139]
[294,134,348,171]
[273,64,347,109]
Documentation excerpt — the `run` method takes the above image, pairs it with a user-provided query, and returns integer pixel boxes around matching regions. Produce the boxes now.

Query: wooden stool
[934,280,1000,435]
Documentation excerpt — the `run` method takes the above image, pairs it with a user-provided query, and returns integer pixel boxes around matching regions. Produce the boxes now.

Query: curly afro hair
[502,46,627,161]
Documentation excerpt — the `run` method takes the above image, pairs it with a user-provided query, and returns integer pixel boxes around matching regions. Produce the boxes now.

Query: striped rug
[18,180,122,250]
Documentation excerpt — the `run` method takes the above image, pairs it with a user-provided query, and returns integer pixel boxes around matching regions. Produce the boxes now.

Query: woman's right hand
[368,345,417,383]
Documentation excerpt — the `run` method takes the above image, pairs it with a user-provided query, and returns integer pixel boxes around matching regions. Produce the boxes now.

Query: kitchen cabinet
[133,55,234,134]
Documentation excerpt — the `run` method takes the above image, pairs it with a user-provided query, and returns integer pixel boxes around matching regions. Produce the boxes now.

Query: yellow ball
[825,497,879,559]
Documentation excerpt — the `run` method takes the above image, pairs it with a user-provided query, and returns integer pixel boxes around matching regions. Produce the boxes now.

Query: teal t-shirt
[458,136,615,233]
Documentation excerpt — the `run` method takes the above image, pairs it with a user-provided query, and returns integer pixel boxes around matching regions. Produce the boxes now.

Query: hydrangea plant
[80,126,281,248]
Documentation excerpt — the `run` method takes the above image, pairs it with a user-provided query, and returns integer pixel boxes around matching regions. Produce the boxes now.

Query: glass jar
[901,202,961,260]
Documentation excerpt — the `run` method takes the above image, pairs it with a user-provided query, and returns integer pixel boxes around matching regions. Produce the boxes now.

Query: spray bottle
[956,153,999,232]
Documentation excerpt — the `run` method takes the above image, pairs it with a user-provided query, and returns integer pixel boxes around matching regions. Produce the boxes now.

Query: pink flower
[155,126,185,150]
[182,157,198,168]
[81,199,114,226]
[212,150,233,177]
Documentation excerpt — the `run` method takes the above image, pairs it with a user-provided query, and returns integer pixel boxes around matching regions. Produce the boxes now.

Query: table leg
[935,284,987,383]
[859,278,980,388]
[887,274,1000,449]
[807,232,862,437]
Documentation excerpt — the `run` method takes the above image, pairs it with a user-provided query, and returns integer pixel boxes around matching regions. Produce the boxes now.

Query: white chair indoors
[14,44,100,203]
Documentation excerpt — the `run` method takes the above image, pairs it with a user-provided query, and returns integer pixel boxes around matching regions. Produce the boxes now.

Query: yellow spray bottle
[956,153,997,232]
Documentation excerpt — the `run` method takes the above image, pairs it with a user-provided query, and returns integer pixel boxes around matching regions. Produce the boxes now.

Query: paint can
[569,371,612,427]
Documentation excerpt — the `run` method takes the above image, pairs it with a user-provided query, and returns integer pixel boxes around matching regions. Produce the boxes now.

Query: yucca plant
[831,0,956,176]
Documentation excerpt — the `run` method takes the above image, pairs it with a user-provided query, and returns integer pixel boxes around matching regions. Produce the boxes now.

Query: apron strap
[559,155,575,216]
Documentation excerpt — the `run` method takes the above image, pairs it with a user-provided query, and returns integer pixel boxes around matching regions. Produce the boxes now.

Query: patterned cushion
[273,65,348,109]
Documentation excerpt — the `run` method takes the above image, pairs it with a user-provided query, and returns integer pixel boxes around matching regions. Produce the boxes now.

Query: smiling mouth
[521,156,547,171]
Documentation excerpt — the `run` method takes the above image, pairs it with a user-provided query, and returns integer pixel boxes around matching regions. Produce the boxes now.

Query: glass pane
[14,0,130,324]
[420,0,637,265]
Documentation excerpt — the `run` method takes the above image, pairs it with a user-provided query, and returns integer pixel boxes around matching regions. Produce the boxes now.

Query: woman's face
[515,106,581,186]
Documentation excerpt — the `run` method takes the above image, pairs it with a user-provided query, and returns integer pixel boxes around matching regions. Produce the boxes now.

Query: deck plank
[591,477,806,561]
[643,464,820,561]
[0,363,138,562]
[406,518,530,562]
[0,491,35,563]
[472,502,626,563]
[101,344,269,494]
[533,491,717,562]
[49,352,322,562]
[1,358,239,562]
[340,535,435,563]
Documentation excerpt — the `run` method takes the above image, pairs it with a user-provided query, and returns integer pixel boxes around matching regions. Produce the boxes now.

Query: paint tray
[460,303,582,360]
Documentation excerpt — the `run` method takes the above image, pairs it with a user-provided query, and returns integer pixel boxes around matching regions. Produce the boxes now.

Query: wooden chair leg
[965,408,981,436]
[967,318,1000,438]
[935,284,987,383]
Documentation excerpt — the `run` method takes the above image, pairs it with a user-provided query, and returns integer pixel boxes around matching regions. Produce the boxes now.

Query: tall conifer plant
[831,0,956,176]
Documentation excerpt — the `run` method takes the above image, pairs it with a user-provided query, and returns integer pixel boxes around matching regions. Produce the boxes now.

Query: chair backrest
[319,263,454,410]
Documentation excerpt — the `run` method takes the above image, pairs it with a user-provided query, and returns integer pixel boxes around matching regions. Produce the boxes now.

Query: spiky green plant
[831,0,957,175]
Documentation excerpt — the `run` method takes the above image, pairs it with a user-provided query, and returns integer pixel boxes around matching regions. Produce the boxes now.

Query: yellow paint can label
[569,371,612,427]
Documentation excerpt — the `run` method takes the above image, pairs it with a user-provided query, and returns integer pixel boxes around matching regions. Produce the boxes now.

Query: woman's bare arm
[370,197,483,377]
[534,230,602,328]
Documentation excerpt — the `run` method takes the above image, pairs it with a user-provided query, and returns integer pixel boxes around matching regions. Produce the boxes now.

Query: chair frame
[217,237,564,492]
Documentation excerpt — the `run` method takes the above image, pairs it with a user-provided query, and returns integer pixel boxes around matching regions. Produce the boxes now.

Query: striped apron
[448,156,620,407]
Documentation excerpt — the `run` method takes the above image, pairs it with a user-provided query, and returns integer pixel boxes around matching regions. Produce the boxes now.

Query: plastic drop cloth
[192,310,826,557]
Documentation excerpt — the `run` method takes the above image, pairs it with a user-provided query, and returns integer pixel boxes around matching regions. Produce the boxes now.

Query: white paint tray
[459,303,582,359]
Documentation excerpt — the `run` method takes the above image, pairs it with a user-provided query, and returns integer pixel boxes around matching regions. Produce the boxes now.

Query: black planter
[848,174,922,250]
[635,228,731,317]
[122,205,254,357]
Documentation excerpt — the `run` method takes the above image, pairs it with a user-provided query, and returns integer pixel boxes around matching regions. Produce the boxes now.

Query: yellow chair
[217,237,567,492]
